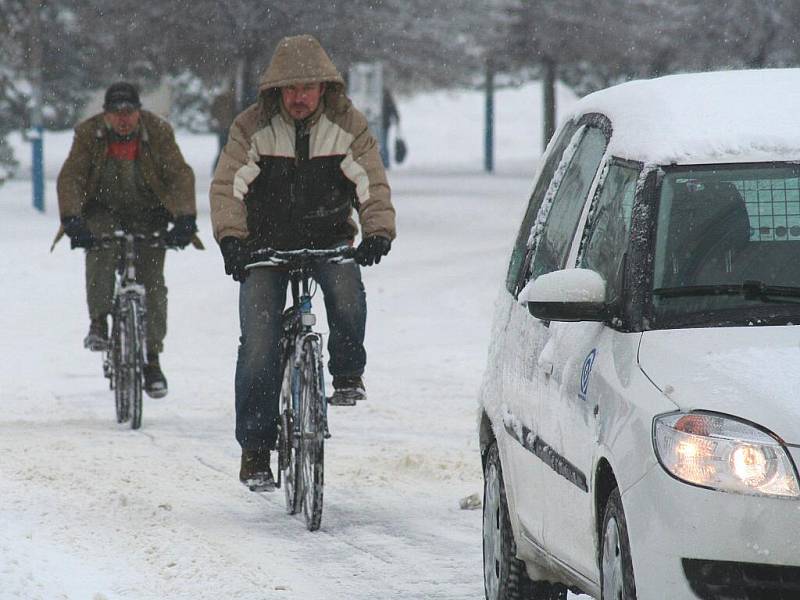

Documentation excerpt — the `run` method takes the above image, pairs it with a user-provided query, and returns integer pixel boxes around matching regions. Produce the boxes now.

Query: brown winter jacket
[57,110,196,222]
[209,34,395,249]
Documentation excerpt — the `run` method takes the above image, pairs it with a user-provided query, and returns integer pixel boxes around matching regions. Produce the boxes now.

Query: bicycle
[246,245,356,531]
[99,231,174,430]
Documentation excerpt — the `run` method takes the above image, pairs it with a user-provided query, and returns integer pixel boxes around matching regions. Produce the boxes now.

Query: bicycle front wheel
[299,338,325,531]
[127,299,144,430]
[111,304,129,424]
[279,354,300,515]
[112,296,144,429]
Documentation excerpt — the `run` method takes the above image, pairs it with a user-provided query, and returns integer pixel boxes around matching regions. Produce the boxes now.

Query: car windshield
[651,163,800,327]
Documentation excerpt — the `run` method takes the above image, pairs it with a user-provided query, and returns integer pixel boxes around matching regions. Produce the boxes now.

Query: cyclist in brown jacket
[57,82,197,398]
[210,35,396,490]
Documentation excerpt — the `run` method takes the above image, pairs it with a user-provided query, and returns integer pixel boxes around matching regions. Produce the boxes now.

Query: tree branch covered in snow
[499,0,800,94]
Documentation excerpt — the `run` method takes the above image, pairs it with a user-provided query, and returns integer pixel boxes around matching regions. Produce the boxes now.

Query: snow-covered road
[0,171,545,599]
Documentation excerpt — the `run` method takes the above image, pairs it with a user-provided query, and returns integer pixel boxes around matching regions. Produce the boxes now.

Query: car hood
[638,326,800,445]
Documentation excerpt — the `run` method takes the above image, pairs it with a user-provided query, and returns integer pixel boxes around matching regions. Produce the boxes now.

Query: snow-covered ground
[0,82,588,599]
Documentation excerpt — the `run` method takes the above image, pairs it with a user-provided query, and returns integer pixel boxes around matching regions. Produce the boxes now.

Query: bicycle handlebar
[246,245,357,269]
[97,230,179,250]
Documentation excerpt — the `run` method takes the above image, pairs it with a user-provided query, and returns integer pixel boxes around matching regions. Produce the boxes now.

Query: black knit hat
[103,82,141,111]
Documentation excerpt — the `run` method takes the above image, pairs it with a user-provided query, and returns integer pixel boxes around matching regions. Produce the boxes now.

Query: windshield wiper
[653,280,800,304]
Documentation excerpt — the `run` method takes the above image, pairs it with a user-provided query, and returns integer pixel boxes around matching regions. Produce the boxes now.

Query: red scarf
[107,138,139,160]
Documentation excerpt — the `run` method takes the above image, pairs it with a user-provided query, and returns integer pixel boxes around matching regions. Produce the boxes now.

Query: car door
[538,160,641,578]
[494,118,581,548]
[505,118,610,550]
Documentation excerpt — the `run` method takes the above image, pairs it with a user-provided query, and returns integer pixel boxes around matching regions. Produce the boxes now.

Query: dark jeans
[235,260,366,450]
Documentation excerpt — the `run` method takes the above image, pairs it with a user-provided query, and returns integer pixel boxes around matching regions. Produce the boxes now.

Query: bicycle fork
[290,330,331,441]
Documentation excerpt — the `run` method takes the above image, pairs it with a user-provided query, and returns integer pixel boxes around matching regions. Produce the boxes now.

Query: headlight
[653,412,800,498]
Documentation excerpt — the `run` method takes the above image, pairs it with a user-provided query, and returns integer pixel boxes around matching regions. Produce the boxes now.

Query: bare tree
[70,0,481,125]
[0,0,97,179]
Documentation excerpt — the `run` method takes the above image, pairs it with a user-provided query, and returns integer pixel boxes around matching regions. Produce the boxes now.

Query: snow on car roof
[573,68,800,165]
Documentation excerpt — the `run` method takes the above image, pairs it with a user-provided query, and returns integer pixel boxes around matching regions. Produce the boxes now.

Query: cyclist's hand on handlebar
[220,236,249,282]
[165,215,197,248]
[355,235,391,266]
[62,216,96,249]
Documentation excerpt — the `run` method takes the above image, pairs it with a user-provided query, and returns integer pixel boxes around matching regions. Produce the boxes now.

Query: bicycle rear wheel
[299,337,325,531]
[279,354,300,514]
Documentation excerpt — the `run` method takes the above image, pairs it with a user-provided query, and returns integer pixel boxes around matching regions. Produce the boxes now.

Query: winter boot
[83,317,109,352]
[143,354,168,399]
[328,375,366,406]
[239,448,276,492]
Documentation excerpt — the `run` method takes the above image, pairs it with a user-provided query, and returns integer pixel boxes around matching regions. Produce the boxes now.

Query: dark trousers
[235,261,366,450]
[85,244,167,355]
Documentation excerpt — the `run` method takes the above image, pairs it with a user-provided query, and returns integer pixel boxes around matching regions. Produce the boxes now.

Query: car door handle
[541,361,554,377]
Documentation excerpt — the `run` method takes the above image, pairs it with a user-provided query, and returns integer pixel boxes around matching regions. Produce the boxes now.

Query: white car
[478,68,800,600]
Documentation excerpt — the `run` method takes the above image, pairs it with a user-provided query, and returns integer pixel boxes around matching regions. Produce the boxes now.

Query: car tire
[600,488,637,600]
[483,441,567,600]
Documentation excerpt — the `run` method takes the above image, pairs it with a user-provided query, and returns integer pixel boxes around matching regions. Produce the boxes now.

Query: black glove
[355,236,391,266]
[219,236,248,282]
[165,215,197,248]
[62,216,95,249]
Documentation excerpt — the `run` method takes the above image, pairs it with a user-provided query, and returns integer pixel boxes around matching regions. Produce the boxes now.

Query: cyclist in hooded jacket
[210,34,396,491]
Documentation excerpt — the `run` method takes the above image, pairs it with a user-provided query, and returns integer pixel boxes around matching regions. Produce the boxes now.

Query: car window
[651,163,800,327]
[579,162,640,304]
[529,126,608,281]
[506,119,580,295]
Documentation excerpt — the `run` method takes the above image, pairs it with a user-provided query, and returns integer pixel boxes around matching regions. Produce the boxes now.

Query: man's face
[105,108,141,137]
[281,83,324,120]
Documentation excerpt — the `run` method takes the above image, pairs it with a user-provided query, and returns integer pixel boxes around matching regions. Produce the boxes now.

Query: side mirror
[519,268,609,322]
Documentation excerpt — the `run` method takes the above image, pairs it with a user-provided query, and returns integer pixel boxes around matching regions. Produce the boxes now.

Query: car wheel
[600,488,637,600]
[483,441,567,600]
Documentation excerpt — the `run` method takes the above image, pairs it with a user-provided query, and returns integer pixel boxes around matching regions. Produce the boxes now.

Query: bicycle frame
[117,233,147,300]
[250,247,356,437]
[100,230,173,428]
[103,232,149,382]
[247,245,355,529]
[286,270,327,434]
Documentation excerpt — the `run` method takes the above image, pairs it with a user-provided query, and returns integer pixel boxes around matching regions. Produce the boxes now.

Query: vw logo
[579,349,597,401]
